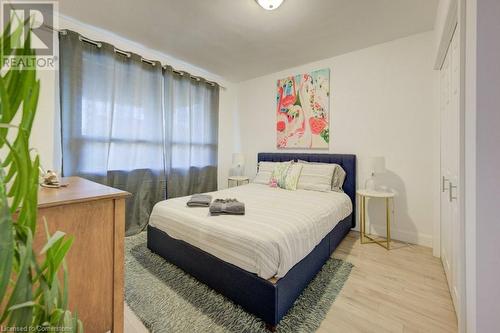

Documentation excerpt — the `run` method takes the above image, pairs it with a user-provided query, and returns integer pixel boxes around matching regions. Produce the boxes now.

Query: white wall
[237,32,438,247]
[30,15,239,189]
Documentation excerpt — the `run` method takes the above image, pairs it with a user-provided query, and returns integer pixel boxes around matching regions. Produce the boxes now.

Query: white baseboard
[352,225,433,247]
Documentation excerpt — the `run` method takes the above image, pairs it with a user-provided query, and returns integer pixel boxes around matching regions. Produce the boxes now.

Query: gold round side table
[357,189,395,250]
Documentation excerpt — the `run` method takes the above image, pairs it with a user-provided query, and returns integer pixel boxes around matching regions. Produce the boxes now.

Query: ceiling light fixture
[255,0,284,11]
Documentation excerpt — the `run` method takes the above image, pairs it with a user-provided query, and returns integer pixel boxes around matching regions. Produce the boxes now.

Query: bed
[147,153,356,330]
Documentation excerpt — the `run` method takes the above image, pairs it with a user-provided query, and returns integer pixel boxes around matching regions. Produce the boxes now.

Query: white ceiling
[59,0,438,82]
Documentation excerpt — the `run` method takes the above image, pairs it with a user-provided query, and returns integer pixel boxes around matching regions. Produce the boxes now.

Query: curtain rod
[168,69,218,87]
[43,24,225,88]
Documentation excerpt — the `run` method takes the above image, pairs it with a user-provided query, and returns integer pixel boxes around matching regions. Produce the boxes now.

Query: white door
[440,46,452,289]
[440,27,461,318]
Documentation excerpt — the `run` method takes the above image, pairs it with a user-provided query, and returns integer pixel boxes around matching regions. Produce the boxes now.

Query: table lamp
[231,153,245,177]
[365,156,386,190]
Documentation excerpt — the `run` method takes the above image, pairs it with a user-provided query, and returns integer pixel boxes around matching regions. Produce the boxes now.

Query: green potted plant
[0,20,83,332]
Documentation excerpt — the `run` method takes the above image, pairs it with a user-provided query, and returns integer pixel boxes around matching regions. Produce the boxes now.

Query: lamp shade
[232,153,245,166]
[368,156,386,174]
[255,0,284,10]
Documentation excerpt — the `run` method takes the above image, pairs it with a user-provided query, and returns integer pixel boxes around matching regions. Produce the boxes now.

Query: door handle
[449,181,457,201]
[442,176,449,192]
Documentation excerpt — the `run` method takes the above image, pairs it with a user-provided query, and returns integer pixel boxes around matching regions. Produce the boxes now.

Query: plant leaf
[0,168,13,305]
[5,231,33,326]
[0,77,12,142]
[61,260,69,310]
[48,237,74,283]
[8,300,36,311]
[40,231,66,255]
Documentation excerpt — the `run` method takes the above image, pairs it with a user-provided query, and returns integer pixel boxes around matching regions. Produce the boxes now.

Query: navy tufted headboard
[257,152,356,228]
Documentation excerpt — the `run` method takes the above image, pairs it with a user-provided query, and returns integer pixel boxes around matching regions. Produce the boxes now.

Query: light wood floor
[124,231,458,333]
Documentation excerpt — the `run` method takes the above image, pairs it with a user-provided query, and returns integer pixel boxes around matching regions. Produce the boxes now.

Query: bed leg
[265,323,277,332]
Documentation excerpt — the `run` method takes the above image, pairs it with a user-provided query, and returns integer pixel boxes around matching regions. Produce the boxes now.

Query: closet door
[440,27,461,318]
[440,46,452,291]
[449,27,461,315]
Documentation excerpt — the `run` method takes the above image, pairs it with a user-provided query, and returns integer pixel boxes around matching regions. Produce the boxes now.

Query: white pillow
[297,162,336,192]
[298,160,346,192]
[252,161,278,184]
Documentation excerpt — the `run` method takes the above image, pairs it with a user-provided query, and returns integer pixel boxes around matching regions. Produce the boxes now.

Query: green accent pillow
[270,161,292,188]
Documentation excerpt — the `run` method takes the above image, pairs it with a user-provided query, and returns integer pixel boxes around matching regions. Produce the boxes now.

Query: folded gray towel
[187,194,212,207]
[209,198,245,215]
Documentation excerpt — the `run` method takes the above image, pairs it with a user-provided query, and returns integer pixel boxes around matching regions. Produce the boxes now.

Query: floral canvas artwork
[276,68,330,149]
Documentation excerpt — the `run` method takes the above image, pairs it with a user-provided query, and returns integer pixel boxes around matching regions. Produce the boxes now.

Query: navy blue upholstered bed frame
[147,153,356,329]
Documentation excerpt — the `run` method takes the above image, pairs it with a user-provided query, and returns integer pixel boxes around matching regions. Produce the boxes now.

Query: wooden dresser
[37,177,129,333]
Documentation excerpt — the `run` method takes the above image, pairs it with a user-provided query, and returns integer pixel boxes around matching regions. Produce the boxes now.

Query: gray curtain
[163,66,219,198]
[59,30,166,236]
[59,31,220,235]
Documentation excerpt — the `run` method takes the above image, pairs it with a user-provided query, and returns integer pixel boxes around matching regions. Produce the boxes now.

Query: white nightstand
[228,176,249,188]
[357,189,395,250]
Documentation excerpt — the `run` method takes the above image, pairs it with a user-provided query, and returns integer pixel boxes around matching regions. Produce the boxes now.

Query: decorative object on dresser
[39,167,67,188]
[276,68,330,149]
[37,177,129,333]
[228,176,250,188]
[357,189,394,250]
[364,156,386,190]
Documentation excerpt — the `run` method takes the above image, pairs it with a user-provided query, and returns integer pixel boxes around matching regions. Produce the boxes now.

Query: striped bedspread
[149,183,352,279]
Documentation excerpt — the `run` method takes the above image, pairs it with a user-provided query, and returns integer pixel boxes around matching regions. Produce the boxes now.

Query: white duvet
[149,183,352,279]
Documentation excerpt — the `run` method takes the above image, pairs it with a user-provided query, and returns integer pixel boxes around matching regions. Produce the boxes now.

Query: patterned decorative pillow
[253,162,277,184]
[284,163,303,190]
[269,161,292,188]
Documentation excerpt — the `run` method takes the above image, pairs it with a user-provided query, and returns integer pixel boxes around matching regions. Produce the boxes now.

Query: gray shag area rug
[125,232,352,333]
